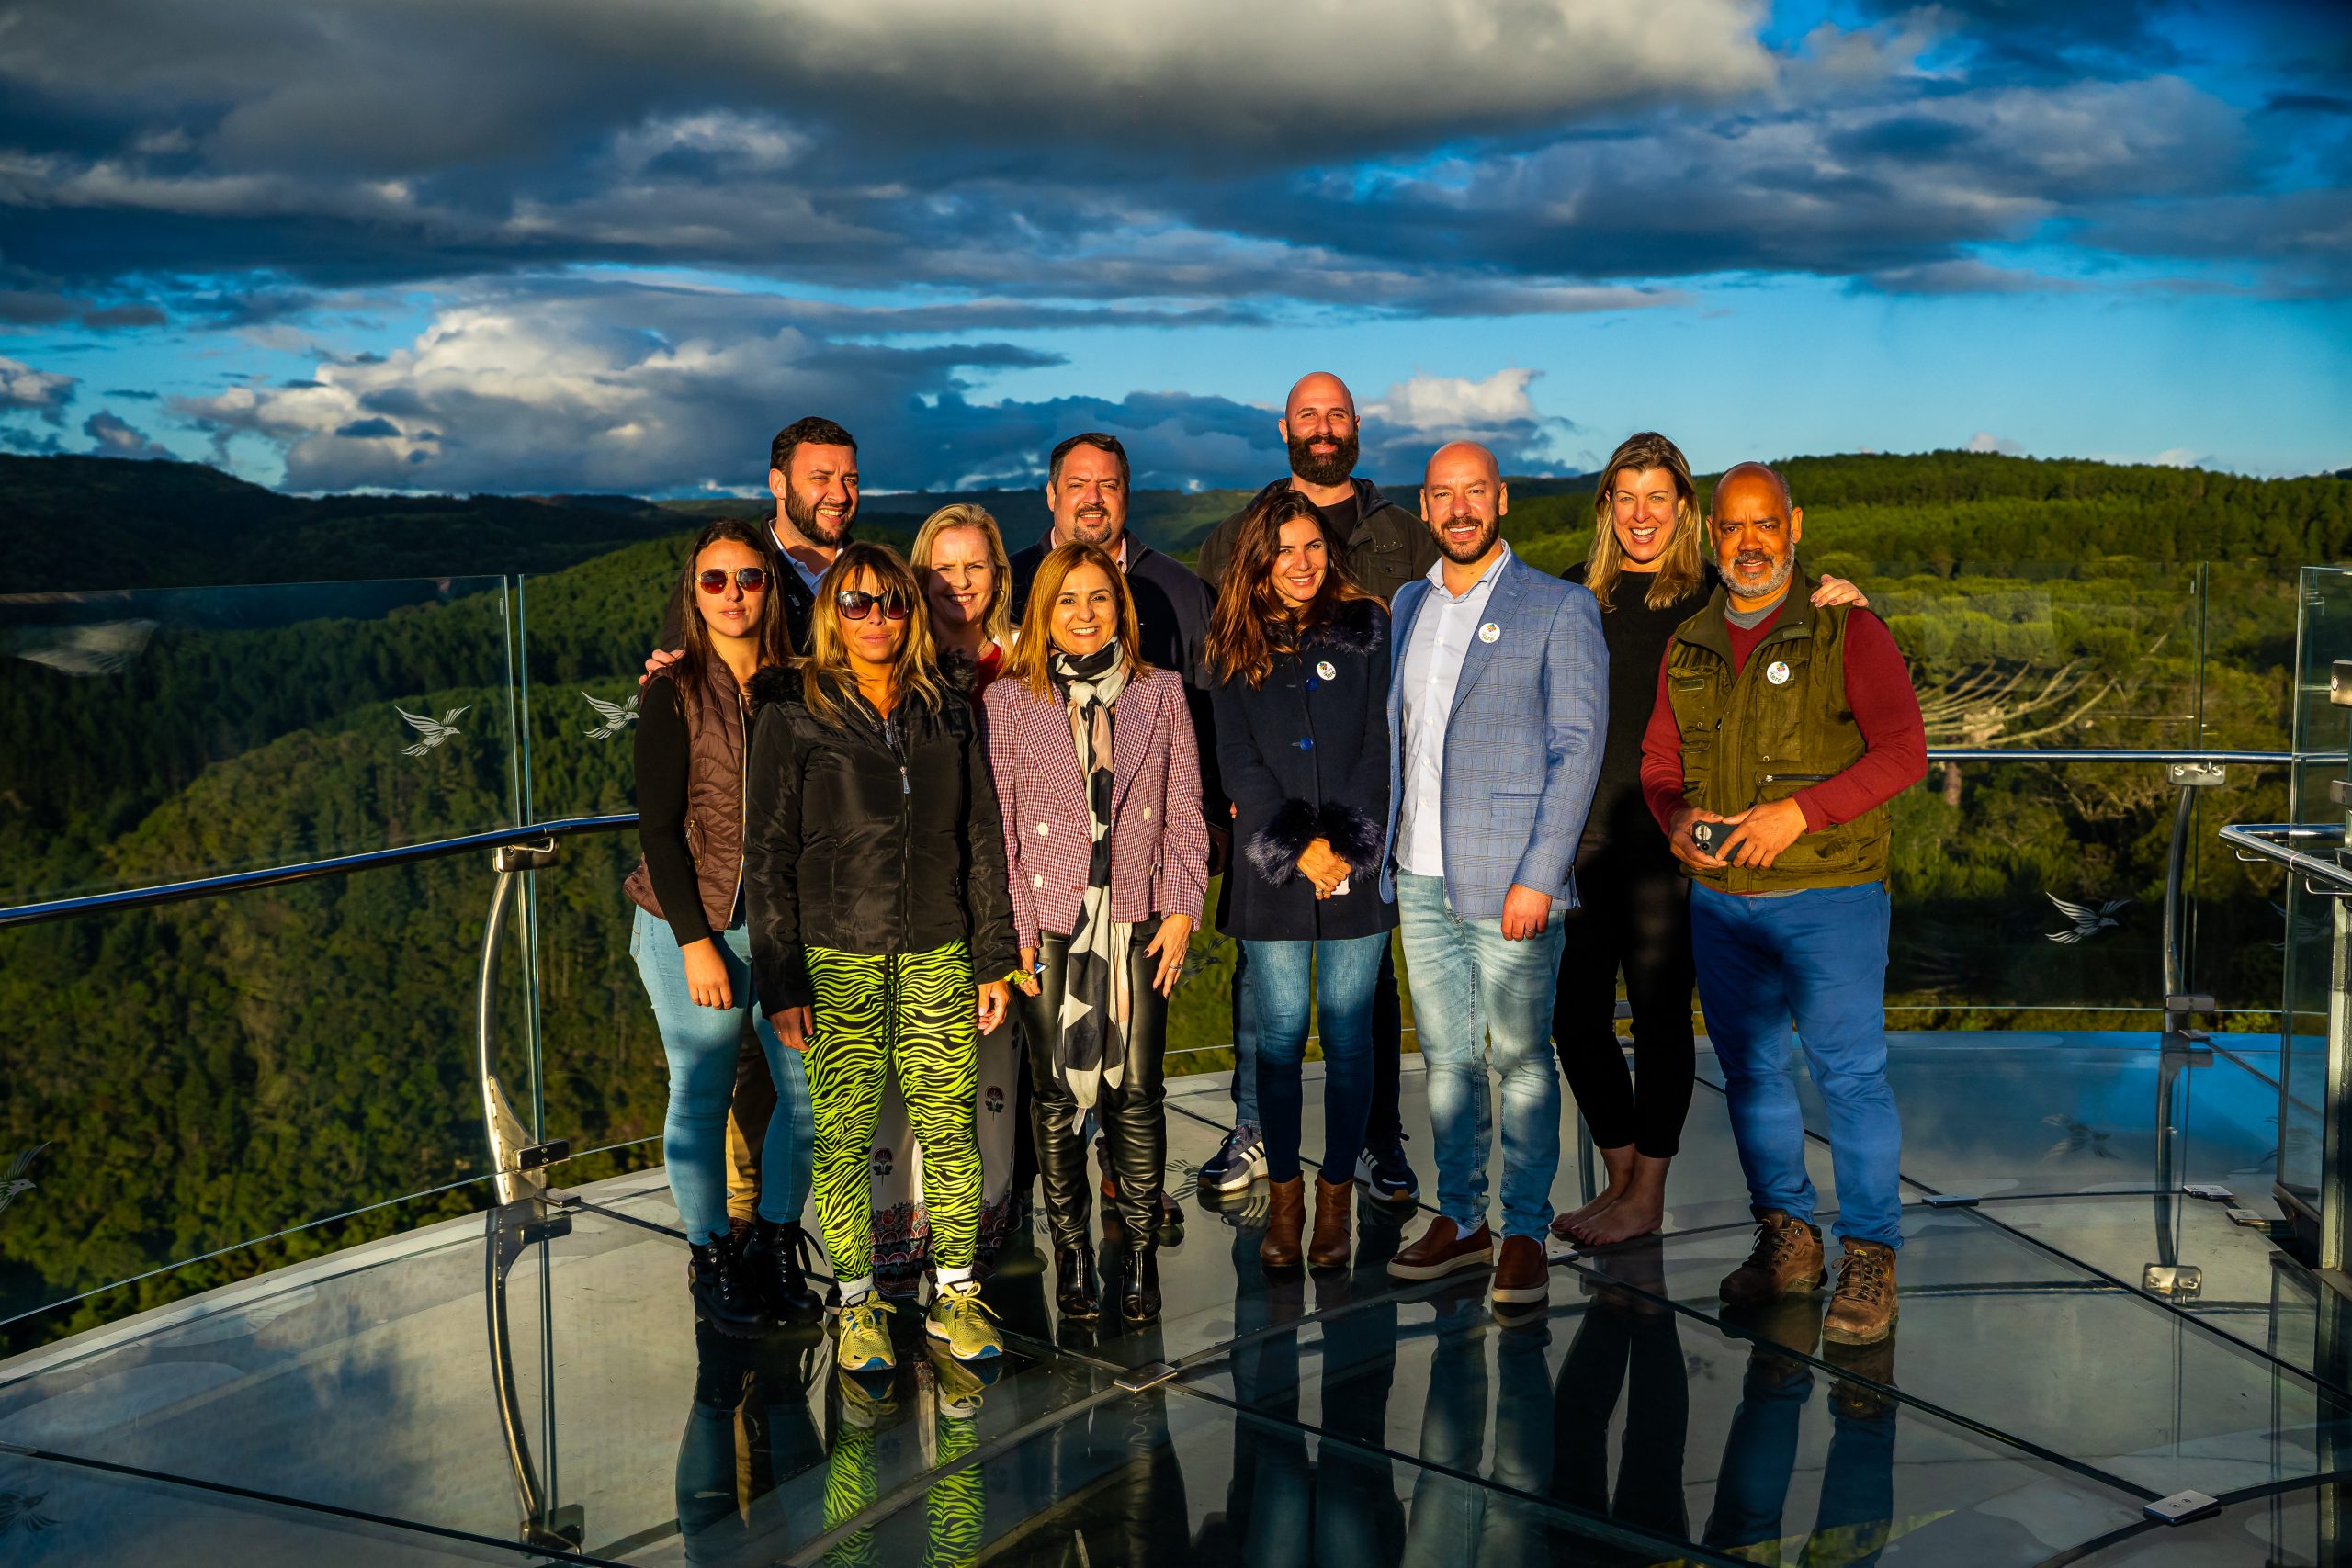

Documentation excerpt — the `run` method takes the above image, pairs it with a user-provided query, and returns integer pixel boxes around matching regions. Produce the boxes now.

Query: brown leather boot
[1821,1240,1898,1345]
[1260,1177,1306,1269]
[1718,1209,1826,1307]
[1307,1175,1353,1269]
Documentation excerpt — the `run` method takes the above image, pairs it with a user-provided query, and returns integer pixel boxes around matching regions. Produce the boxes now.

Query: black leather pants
[1020,917,1170,1251]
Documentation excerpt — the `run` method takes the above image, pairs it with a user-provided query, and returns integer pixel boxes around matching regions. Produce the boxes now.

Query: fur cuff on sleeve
[1244,799,1319,886]
[1317,801,1385,872]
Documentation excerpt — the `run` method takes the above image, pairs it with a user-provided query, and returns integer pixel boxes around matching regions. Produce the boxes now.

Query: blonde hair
[1583,431,1706,611]
[799,541,944,727]
[1006,543,1148,694]
[910,503,1014,653]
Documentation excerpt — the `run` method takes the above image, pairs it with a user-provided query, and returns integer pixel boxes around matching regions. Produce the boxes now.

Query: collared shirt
[1396,543,1511,878]
[769,523,829,594]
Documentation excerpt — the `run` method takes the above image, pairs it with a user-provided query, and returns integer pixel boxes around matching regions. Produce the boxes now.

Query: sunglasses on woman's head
[696,567,771,593]
[837,589,911,622]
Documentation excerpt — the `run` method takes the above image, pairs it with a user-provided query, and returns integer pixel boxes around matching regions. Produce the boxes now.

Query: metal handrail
[0,814,638,930]
[0,747,2311,931]
[2222,822,2352,896]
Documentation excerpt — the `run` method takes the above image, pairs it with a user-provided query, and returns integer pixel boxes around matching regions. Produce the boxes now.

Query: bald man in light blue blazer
[1380,441,1607,1308]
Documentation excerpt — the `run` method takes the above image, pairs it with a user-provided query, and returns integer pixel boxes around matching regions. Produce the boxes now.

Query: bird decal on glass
[396,704,468,757]
[582,690,639,739]
[0,1143,46,1218]
[2044,892,2129,944]
[0,1492,58,1537]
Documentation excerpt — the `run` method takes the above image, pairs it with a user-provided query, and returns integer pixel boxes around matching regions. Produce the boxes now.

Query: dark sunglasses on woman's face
[696,567,771,593]
[837,589,912,622]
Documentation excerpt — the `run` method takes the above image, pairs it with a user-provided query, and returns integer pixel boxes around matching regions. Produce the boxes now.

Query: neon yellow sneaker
[925,1280,1003,1362]
[835,1292,897,1372]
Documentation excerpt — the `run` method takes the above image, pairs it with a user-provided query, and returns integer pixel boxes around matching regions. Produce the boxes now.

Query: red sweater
[1640,600,1926,838]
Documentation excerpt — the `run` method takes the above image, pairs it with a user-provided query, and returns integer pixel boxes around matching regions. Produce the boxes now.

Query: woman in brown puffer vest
[626,518,820,1336]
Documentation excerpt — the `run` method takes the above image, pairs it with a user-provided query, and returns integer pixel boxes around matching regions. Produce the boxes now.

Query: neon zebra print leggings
[804,941,981,1279]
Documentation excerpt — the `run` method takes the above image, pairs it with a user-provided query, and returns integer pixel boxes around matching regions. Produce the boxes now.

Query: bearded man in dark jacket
[1195,372,1438,602]
[1190,371,1431,1206]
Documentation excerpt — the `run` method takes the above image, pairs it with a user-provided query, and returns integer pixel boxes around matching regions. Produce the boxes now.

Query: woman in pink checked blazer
[984,542,1209,1325]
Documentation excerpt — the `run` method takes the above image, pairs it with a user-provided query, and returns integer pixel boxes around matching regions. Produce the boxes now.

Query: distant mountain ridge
[6,451,2348,595]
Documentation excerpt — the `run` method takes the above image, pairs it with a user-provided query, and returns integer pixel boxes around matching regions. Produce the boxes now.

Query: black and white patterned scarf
[1050,641,1132,1128]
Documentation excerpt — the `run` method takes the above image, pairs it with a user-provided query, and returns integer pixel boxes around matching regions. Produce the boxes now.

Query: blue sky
[0,0,2346,493]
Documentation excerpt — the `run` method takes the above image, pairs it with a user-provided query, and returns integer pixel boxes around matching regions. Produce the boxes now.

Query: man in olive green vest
[1637,463,1926,1347]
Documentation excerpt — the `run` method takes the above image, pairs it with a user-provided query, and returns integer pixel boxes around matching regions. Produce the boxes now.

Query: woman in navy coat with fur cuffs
[1208,487,1396,1272]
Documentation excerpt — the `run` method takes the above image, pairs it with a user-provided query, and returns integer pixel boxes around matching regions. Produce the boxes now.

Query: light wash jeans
[1690,880,1903,1250]
[1242,932,1389,1184]
[632,905,816,1246]
[1396,874,1566,1240]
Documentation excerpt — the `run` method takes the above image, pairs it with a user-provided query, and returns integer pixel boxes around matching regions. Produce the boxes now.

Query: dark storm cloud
[0,0,2329,317]
[83,408,174,458]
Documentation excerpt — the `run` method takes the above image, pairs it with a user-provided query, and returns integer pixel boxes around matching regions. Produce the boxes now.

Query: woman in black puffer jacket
[1208,488,1396,1273]
[743,541,1019,1373]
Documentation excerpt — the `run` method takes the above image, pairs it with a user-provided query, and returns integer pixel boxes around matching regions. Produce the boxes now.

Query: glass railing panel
[2273,565,2352,1219]
[0,576,519,906]
[514,560,673,826]
[0,852,530,1346]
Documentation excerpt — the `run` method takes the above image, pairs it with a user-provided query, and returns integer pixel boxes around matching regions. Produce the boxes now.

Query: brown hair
[1582,430,1706,612]
[1006,543,1147,694]
[668,519,793,719]
[910,503,1014,653]
[1206,488,1374,687]
[798,540,943,727]
[1046,431,1130,490]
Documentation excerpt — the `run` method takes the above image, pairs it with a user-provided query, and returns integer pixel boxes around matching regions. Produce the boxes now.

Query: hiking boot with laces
[926,1280,1004,1362]
[1821,1239,1899,1345]
[835,1292,898,1372]
[1718,1209,1826,1307]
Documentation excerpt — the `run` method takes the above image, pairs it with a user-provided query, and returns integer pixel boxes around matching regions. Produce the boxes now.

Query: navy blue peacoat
[1212,596,1398,943]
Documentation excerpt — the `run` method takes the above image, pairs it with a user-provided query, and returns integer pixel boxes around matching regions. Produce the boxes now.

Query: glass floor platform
[2,1033,2345,1566]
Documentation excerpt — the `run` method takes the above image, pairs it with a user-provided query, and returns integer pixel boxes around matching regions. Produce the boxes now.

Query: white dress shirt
[770,524,829,593]
[1396,544,1511,879]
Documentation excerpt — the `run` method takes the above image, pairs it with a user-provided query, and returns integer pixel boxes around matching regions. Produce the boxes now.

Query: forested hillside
[1,448,2346,1348]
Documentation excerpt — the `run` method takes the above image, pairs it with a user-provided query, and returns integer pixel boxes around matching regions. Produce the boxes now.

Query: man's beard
[784,484,854,547]
[1058,505,1119,547]
[1727,549,1794,599]
[1436,512,1501,565]
[1287,430,1358,488]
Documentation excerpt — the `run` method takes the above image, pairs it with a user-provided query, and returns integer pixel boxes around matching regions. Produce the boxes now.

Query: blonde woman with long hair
[912,503,1015,691]
[1553,434,1867,1247]
[743,541,1020,1372]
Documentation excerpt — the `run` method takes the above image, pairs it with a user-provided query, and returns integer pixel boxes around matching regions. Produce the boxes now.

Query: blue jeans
[632,906,816,1246]
[1691,881,1903,1250]
[1229,942,1260,1129]
[1396,874,1566,1240]
[1243,933,1388,1184]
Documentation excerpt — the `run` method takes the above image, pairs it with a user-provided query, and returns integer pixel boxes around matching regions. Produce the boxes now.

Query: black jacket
[1212,597,1396,942]
[1009,529,1226,820]
[741,666,1018,1011]
[1196,477,1439,604]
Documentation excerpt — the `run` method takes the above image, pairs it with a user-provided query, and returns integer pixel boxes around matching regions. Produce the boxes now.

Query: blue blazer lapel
[1447,557,1529,724]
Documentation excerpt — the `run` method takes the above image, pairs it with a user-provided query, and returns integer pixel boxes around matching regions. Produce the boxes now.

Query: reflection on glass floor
[2,1034,2346,1565]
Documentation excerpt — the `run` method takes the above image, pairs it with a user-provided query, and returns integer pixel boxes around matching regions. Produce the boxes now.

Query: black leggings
[1554,835,1696,1159]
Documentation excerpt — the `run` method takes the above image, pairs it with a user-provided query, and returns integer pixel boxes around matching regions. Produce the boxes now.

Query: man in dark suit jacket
[649,414,862,1257]
[1008,432,1223,832]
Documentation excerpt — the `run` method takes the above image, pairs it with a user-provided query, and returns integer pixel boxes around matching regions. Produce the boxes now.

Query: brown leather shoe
[1261,1177,1306,1269]
[1718,1209,1826,1307]
[1490,1234,1549,1304]
[1821,1240,1898,1345]
[1307,1175,1353,1269]
[1386,1216,1494,1281]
